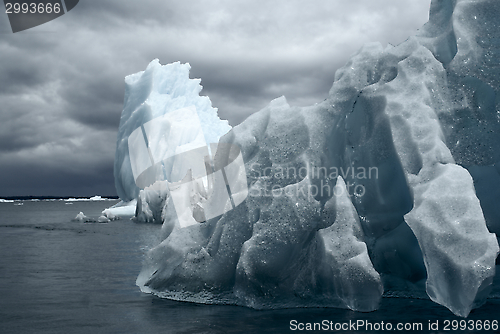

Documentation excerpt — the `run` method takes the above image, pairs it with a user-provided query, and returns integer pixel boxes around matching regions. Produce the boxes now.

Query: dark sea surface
[0,200,499,334]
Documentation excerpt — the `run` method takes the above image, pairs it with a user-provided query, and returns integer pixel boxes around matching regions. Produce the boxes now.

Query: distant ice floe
[65,195,116,202]
[0,199,15,203]
[73,210,120,224]
[102,200,137,219]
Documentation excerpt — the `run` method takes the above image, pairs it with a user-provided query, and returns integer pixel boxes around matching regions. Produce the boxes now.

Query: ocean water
[0,200,498,334]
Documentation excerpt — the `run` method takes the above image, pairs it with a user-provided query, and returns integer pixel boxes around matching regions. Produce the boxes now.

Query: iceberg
[73,212,88,222]
[102,199,137,218]
[112,0,500,317]
[113,59,232,202]
[108,60,232,221]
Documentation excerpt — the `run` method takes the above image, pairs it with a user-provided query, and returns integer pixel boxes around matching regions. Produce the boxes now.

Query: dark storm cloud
[0,0,431,197]
[59,73,124,129]
[0,39,58,95]
[194,59,343,124]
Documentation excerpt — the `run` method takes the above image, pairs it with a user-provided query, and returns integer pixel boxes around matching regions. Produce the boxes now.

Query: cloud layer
[0,0,430,197]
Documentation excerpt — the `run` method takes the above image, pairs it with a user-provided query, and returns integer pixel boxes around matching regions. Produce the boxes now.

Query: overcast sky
[0,0,431,198]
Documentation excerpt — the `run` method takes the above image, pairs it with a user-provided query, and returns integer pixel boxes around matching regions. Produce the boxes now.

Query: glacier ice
[65,196,112,202]
[113,59,231,202]
[73,212,88,222]
[0,199,15,203]
[111,0,500,317]
[102,199,137,218]
[73,211,110,223]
